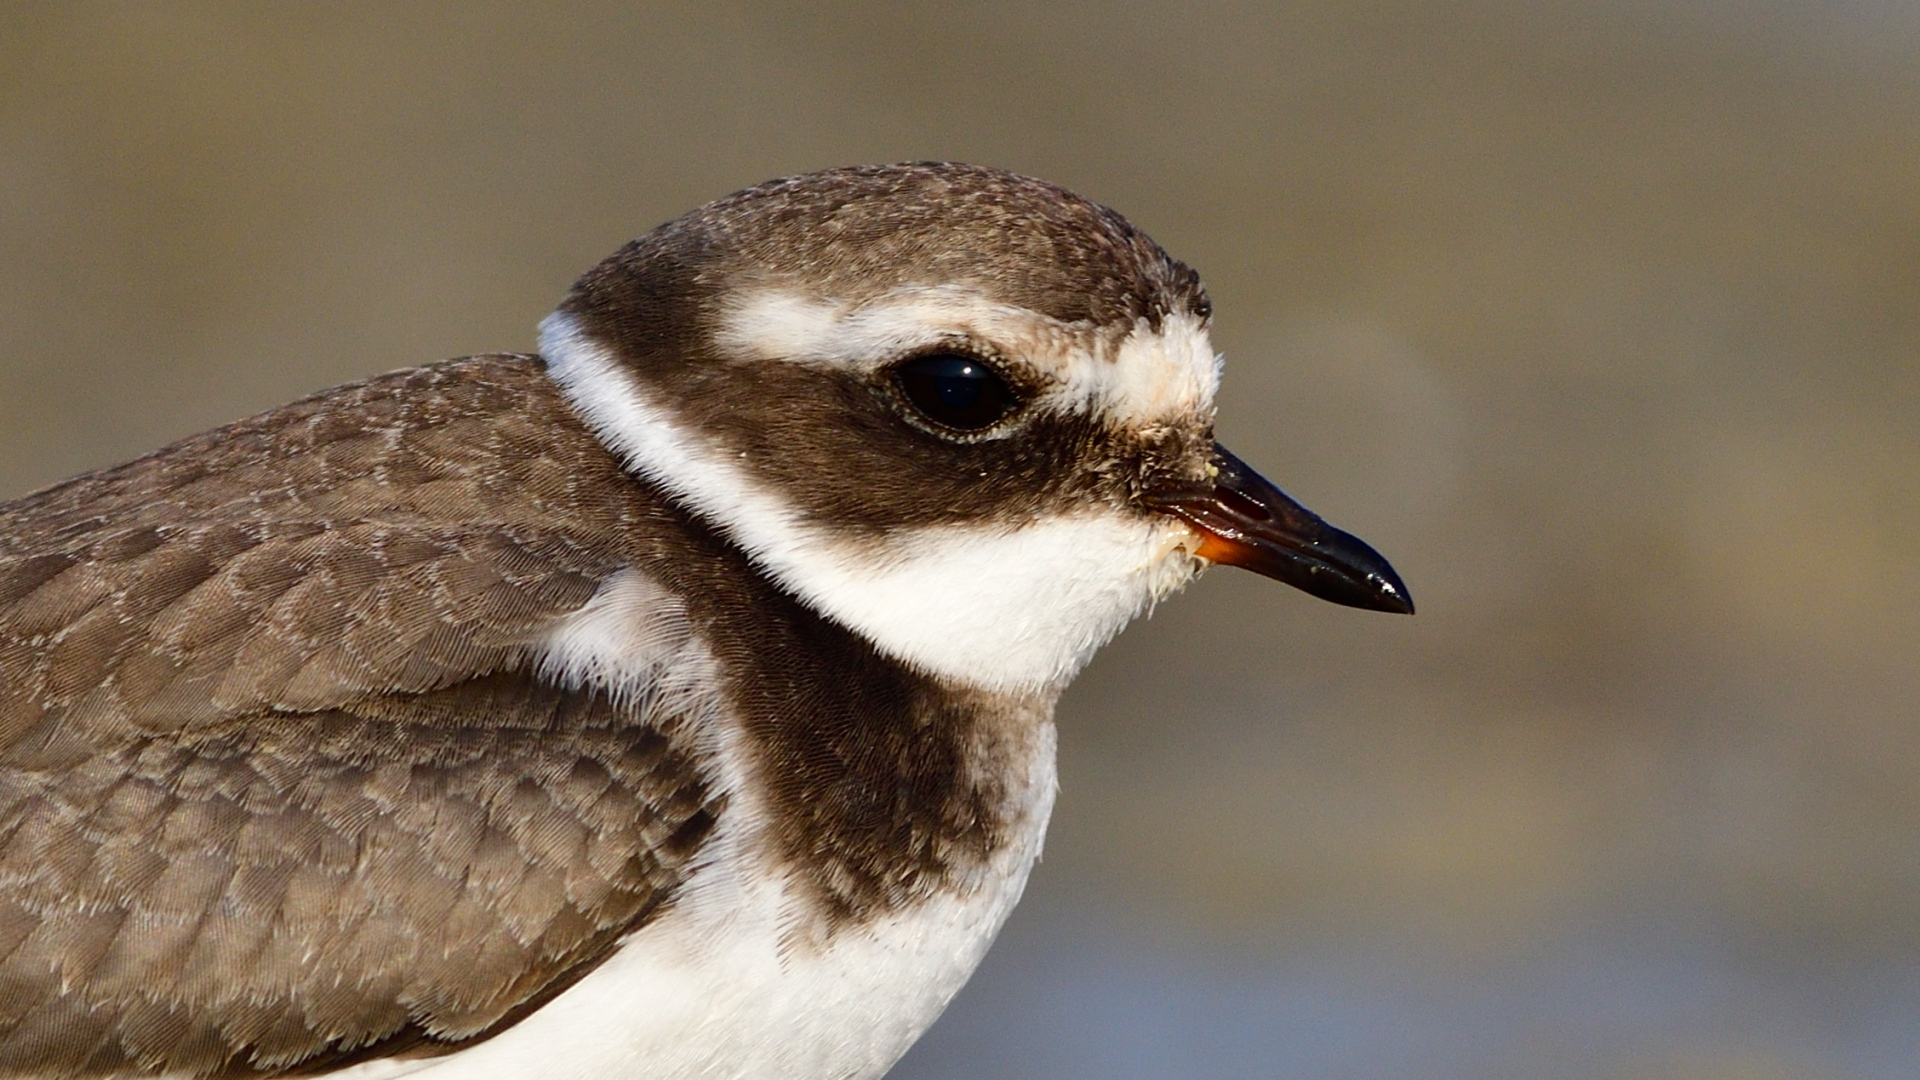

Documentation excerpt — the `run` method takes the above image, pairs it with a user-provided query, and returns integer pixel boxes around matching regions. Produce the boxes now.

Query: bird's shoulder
[0,353,667,752]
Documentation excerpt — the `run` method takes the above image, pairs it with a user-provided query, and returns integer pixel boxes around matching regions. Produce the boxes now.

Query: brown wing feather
[0,357,723,1077]
[0,354,647,752]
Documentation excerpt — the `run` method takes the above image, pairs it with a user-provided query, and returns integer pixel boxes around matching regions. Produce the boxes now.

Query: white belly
[340,572,1061,1080]
[335,732,1057,1080]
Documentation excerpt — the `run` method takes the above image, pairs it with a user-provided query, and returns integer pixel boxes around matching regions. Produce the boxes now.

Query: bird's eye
[892,353,1020,433]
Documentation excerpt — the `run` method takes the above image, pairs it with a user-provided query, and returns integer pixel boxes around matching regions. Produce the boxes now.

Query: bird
[0,162,1411,1079]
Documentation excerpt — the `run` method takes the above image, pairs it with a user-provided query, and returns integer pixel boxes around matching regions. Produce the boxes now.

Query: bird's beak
[1142,443,1415,614]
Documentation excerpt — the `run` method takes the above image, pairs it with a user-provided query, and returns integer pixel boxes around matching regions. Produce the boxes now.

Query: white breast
[364,793,1055,1080]
[331,572,1059,1080]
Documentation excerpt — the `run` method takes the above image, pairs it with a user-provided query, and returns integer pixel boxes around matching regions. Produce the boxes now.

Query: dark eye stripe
[892,354,1020,433]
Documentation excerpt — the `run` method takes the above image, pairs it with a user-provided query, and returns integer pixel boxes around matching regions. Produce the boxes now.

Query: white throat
[538,312,1200,693]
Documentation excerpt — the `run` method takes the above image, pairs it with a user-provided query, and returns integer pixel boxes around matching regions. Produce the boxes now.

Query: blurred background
[3,2,1918,1076]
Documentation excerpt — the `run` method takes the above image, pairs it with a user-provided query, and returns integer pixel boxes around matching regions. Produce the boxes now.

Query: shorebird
[0,162,1410,1079]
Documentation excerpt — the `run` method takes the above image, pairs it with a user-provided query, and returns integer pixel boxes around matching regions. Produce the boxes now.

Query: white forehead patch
[716,286,1222,429]
[541,312,1205,693]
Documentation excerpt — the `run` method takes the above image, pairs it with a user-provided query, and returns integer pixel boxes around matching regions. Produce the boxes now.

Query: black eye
[892,353,1020,432]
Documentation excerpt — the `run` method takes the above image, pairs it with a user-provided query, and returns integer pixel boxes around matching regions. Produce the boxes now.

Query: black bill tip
[1142,444,1415,615]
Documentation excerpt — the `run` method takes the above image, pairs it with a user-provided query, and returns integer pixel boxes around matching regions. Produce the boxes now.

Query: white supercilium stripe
[538,311,1202,693]
[714,285,1222,426]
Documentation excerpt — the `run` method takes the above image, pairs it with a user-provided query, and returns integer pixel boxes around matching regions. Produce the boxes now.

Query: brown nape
[0,355,1032,1076]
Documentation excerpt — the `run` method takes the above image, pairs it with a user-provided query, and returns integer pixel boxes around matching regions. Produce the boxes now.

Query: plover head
[539,162,1410,695]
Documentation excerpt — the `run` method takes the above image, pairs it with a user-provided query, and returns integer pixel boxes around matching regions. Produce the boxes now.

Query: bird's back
[0,356,725,1076]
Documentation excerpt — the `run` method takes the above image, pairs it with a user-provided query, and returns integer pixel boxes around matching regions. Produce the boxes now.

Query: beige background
[4,3,1918,1077]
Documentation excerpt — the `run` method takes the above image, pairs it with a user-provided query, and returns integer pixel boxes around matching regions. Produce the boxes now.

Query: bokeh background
[4,3,1918,1077]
